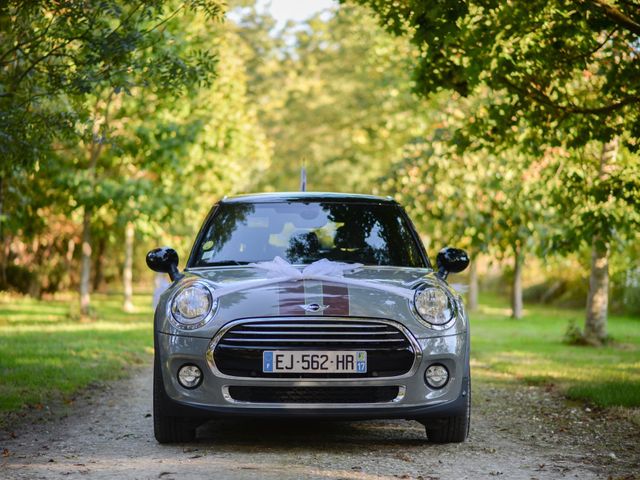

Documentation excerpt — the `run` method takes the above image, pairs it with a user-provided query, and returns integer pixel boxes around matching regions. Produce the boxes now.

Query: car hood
[153,265,464,336]
[189,265,436,289]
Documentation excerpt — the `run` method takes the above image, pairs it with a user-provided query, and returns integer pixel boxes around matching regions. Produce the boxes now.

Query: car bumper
[156,329,469,421]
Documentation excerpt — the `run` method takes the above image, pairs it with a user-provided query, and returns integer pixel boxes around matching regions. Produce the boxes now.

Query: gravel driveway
[1,366,638,479]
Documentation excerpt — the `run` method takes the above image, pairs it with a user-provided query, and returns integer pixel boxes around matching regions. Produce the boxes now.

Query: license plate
[263,351,367,373]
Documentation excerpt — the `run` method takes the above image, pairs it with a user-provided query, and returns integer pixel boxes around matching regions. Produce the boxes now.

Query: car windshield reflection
[194,202,424,268]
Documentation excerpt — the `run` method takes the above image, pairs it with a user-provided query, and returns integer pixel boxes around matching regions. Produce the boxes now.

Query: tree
[234,3,429,192]
[112,18,271,310]
[351,0,640,151]
[544,141,640,343]
[66,5,220,317]
[355,0,640,343]
[383,133,546,318]
[0,0,223,170]
[1,1,224,313]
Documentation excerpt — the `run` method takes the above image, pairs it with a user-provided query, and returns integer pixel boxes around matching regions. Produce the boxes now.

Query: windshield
[191,202,426,268]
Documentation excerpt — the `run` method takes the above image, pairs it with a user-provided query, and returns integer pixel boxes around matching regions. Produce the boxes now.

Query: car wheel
[153,354,197,443]
[422,376,471,443]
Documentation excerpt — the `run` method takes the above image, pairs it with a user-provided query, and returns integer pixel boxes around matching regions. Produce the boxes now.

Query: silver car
[147,193,471,443]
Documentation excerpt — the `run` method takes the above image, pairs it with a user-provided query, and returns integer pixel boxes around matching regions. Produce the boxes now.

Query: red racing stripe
[322,283,350,316]
[278,281,306,315]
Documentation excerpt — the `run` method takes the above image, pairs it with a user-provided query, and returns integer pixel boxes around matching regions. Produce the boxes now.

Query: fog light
[177,365,202,389]
[425,364,449,389]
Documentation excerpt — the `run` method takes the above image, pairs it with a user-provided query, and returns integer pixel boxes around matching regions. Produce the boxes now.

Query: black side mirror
[436,247,469,280]
[146,247,183,281]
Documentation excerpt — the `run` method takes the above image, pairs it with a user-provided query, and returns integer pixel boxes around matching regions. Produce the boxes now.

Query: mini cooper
[147,193,470,443]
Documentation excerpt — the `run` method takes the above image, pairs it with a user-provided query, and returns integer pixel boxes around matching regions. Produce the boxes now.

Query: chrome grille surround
[206,317,422,381]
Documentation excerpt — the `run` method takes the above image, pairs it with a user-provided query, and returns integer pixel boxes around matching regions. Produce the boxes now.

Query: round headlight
[170,283,216,329]
[414,286,454,326]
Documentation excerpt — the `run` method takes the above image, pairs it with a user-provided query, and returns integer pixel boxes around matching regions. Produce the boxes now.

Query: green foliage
[0,0,226,294]
[563,319,591,346]
[1,0,638,325]
[354,0,640,326]
[1,1,272,294]
[543,144,640,252]
[0,0,223,170]
[351,0,640,152]
[381,125,548,261]
[235,3,428,192]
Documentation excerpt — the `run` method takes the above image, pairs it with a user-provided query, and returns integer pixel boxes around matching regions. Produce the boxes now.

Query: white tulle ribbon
[208,256,416,301]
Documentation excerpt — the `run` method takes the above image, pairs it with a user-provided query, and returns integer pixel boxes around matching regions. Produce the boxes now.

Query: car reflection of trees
[199,204,255,260]
[286,203,419,266]
[201,202,423,267]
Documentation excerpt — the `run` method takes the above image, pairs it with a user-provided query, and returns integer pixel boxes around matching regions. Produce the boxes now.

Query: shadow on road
[195,418,428,451]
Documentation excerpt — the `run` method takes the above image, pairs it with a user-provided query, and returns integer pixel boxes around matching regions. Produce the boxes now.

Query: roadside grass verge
[0,292,153,421]
[470,294,640,408]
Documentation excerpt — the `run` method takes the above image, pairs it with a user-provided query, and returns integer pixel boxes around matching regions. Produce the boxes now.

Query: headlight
[170,282,216,329]
[414,286,455,326]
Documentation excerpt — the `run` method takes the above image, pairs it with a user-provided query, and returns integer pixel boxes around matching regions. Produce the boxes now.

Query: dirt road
[1,366,638,479]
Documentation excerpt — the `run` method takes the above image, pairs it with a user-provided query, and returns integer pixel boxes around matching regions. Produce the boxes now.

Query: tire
[153,354,197,443]
[422,376,471,443]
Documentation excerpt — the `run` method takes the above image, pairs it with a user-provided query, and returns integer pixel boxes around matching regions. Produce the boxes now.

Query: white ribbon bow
[208,256,416,302]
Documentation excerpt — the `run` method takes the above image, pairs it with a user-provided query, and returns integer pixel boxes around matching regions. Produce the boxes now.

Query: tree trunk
[585,241,609,344]
[511,246,523,319]
[78,91,114,317]
[64,239,76,291]
[79,208,92,317]
[584,137,618,345]
[123,222,135,312]
[27,236,42,298]
[92,236,106,293]
[468,258,479,311]
[0,173,6,288]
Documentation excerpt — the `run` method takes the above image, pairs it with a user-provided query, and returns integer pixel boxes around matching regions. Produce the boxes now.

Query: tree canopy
[0,0,223,170]
[352,0,640,152]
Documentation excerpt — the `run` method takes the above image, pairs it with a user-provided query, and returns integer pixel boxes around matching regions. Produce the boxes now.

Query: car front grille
[227,386,400,404]
[212,318,416,378]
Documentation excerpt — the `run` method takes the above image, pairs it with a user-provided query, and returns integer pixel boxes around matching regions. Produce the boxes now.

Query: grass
[0,292,153,418]
[470,294,640,408]
[0,290,638,421]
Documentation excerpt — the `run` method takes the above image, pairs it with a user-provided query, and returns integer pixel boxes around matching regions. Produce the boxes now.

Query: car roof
[221,192,397,205]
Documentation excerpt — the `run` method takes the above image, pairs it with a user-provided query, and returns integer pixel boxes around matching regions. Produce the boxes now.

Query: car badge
[298,303,329,313]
